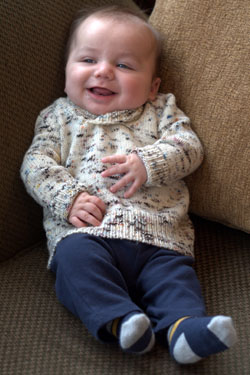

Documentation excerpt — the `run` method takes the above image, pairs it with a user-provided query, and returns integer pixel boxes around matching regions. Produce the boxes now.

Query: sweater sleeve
[135,94,204,187]
[20,102,86,222]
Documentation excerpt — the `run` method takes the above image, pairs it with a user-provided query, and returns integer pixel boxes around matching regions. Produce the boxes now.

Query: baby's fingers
[69,216,88,228]
[88,196,106,216]
[123,180,141,199]
[101,163,127,178]
[102,155,126,164]
[70,209,102,227]
[109,174,132,194]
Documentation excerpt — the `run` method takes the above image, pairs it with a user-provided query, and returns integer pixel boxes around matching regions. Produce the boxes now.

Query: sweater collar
[68,98,144,125]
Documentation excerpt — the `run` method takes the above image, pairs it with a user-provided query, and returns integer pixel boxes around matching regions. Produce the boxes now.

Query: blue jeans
[51,234,206,344]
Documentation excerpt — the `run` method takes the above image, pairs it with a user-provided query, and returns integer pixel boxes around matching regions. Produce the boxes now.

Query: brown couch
[1,0,249,374]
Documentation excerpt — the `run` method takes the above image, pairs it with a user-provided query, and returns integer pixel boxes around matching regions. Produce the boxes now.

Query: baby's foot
[110,312,155,354]
[168,315,237,364]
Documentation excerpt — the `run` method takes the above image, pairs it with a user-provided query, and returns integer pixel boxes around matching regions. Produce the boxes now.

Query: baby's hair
[65,4,162,76]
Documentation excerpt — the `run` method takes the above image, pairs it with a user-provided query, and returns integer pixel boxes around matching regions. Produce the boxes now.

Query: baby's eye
[82,58,96,64]
[117,63,132,70]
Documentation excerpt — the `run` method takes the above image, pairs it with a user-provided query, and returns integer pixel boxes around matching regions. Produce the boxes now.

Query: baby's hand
[101,153,147,198]
[68,192,106,228]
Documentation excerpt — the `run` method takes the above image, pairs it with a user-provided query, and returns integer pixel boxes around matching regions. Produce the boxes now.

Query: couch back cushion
[150,0,250,232]
[0,0,139,261]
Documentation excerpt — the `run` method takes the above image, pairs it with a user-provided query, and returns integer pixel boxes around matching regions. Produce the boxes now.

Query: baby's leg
[137,248,237,363]
[50,233,154,353]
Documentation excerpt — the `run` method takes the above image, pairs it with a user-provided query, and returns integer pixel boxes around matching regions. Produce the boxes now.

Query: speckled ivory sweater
[21,93,203,267]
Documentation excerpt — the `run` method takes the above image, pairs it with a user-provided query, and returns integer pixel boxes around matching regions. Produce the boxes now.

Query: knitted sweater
[21,93,203,267]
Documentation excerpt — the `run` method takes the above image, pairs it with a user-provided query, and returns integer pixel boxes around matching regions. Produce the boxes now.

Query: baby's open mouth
[90,87,115,96]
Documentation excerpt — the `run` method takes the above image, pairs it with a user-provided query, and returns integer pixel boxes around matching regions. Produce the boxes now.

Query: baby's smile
[89,87,116,96]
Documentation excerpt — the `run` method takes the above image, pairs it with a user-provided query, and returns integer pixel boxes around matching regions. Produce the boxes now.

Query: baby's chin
[80,103,135,116]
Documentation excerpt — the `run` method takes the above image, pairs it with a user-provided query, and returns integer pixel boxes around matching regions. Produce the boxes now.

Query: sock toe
[207,315,237,347]
[119,313,155,354]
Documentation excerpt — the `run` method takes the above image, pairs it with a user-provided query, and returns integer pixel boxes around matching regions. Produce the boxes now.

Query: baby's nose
[94,62,114,80]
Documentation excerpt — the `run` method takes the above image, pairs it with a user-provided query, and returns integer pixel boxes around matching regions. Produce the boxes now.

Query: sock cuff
[111,317,120,338]
[168,316,190,344]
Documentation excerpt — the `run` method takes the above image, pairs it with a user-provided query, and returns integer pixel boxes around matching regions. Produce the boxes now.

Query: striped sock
[168,315,237,364]
[111,312,155,354]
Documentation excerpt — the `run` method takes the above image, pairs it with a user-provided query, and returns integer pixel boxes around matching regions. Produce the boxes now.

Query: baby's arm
[101,153,147,198]
[21,103,99,225]
[134,94,204,188]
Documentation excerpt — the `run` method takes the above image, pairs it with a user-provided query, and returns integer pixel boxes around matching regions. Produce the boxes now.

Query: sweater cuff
[49,184,85,222]
[135,146,166,187]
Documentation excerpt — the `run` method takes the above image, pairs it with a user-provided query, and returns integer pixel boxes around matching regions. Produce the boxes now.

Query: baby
[21,5,237,364]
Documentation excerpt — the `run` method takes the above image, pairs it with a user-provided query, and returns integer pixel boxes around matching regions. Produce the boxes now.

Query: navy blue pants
[51,234,206,344]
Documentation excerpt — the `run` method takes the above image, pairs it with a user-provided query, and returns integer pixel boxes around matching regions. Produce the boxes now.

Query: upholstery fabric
[0,218,249,374]
[0,0,138,262]
[150,0,250,233]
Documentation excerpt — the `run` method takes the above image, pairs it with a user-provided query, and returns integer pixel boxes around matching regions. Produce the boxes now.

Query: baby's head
[64,5,162,115]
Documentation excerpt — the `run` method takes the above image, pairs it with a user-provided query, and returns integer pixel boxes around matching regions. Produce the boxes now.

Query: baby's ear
[148,77,161,101]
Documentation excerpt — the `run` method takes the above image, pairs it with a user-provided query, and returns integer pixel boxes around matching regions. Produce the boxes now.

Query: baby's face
[65,16,161,115]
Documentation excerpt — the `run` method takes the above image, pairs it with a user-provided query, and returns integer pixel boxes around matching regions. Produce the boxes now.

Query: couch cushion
[0,0,139,262]
[150,0,250,232]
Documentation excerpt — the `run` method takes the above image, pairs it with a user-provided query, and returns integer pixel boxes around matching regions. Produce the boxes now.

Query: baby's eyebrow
[78,46,98,53]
